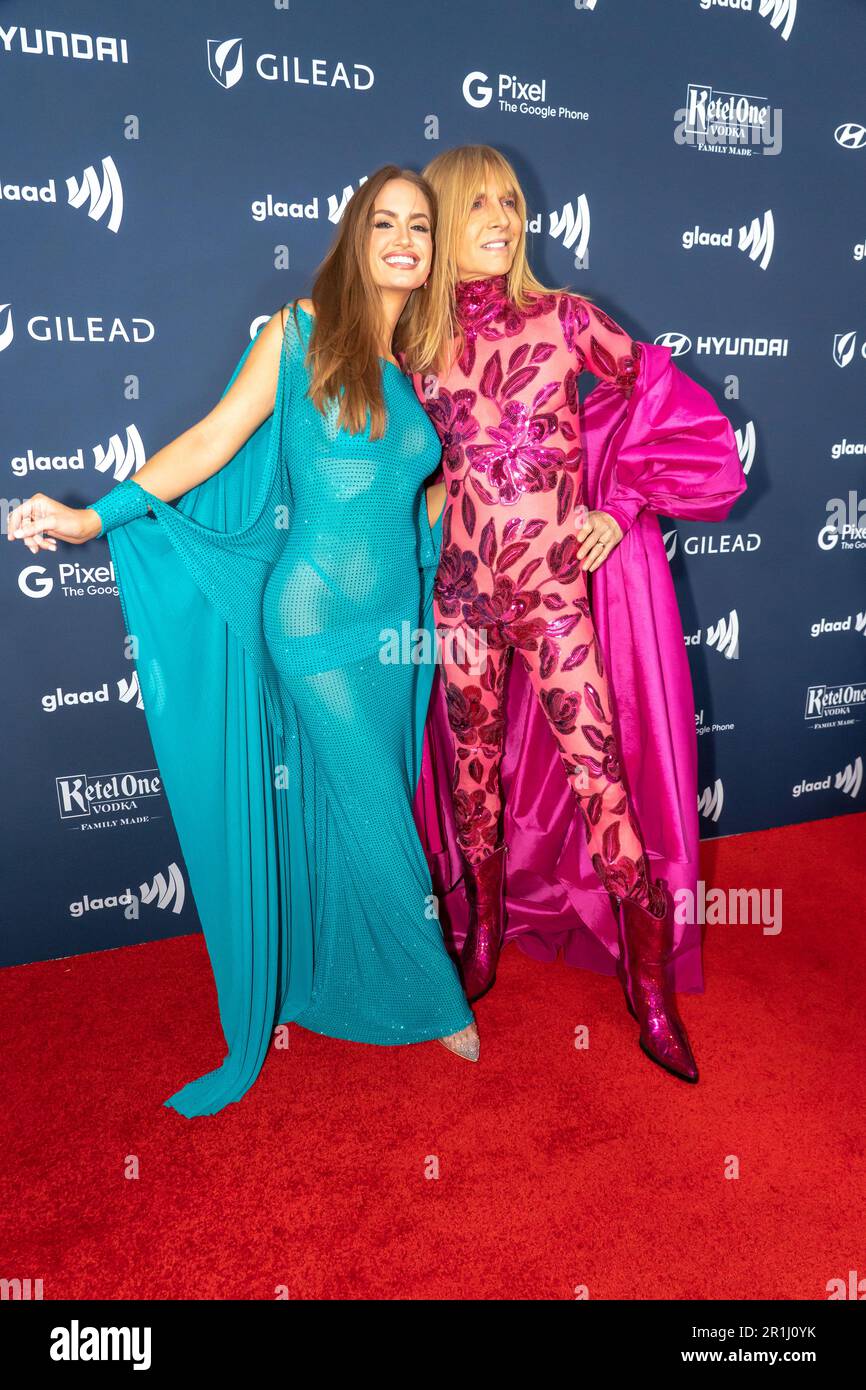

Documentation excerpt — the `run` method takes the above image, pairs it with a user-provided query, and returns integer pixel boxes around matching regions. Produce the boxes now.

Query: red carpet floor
[2,812,864,1300]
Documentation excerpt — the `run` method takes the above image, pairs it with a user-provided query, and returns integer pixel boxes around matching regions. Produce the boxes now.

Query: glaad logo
[40,677,143,713]
[837,759,863,797]
[251,177,370,224]
[682,211,774,269]
[685,611,740,658]
[118,672,144,708]
[698,0,797,43]
[833,331,866,368]
[759,0,797,41]
[140,863,186,914]
[69,863,184,919]
[810,612,866,639]
[0,156,123,233]
[739,209,774,268]
[834,123,866,151]
[66,155,123,233]
[830,438,866,460]
[93,426,145,482]
[736,420,756,475]
[698,779,724,822]
[10,426,143,480]
[328,178,368,224]
[793,757,862,800]
[547,197,590,260]
[706,611,740,658]
[207,38,374,92]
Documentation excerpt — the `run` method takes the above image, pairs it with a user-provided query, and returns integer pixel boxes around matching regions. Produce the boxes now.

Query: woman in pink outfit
[400,145,747,1083]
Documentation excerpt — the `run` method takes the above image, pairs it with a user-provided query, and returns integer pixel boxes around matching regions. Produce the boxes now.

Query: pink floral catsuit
[416,273,655,908]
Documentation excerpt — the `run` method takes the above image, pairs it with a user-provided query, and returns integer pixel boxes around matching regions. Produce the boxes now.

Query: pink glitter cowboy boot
[460,843,508,1002]
[616,883,699,1083]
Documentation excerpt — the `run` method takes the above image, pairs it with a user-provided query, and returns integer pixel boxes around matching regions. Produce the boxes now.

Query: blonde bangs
[397,144,580,378]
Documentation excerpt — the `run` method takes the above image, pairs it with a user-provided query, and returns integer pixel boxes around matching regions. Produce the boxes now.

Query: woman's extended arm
[6,307,288,551]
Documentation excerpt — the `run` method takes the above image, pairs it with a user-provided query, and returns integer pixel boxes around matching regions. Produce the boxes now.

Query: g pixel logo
[463,71,493,108]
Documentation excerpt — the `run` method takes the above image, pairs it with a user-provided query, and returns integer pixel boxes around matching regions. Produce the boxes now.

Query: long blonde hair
[398,144,576,376]
[291,164,436,438]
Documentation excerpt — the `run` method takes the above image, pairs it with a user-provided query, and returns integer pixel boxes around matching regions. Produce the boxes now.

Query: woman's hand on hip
[574,509,623,572]
[5,493,102,553]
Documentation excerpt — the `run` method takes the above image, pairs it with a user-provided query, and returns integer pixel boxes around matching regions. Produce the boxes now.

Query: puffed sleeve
[578,333,747,538]
[559,292,643,398]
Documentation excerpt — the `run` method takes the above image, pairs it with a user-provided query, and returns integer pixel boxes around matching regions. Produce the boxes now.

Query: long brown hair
[288,165,435,439]
[400,144,577,377]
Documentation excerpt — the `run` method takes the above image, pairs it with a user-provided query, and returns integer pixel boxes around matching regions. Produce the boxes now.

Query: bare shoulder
[295,297,315,316]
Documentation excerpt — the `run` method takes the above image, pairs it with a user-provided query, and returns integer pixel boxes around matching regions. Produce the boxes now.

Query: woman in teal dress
[7,166,478,1117]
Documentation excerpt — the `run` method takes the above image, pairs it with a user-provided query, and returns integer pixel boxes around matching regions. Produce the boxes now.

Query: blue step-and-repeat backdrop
[2,1,864,967]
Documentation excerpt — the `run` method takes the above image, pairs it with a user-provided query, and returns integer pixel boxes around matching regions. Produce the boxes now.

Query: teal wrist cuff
[87,478,153,537]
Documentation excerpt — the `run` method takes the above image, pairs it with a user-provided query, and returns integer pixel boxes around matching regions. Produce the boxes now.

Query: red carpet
[2,813,864,1300]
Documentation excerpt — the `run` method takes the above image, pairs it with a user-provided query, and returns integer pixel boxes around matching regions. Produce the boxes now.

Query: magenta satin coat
[412,340,747,993]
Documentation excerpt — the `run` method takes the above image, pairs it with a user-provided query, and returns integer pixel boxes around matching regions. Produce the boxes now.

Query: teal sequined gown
[91,304,473,1117]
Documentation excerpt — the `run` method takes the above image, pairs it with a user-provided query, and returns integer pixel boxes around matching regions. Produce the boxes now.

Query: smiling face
[455,166,522,281]
[366,177,433,296]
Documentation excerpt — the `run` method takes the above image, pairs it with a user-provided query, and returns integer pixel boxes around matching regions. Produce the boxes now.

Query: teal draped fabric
[99,308,460,1118]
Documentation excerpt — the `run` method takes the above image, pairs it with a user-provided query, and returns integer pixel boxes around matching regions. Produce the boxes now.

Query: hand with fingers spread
[575,507,624,572]
[5,492,102,554]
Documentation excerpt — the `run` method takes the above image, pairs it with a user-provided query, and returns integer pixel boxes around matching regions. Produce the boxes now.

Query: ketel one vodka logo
[804,682,866,721]
[56,768,162,819]
[0,155,123,234]
[681,84,774,150]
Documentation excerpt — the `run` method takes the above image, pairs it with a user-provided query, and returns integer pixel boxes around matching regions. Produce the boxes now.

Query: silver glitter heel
[437,1020,480,1062]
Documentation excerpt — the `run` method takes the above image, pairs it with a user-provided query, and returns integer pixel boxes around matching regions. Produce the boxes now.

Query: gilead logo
[207,38,374,91]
